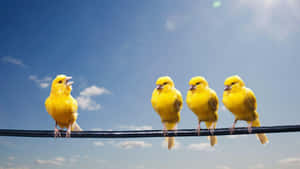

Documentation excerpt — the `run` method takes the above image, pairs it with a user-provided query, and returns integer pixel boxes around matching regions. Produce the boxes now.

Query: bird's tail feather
[256,133,269,144]
[208,136,217,146]
[71,122,82,131]
[166,137,175,150]
[249,117,269,144]
[164,122,176,150]
[205,121,217,147]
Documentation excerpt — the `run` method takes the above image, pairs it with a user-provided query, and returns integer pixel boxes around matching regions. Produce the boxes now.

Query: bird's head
[224,75,245,92]
[155,76,174,92]
[50,74,74,96]
[189,76,208,91]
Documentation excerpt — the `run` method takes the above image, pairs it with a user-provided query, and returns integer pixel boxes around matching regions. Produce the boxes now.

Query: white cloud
[1,56,26,67]
[116,141,152,149]
[237,0,300,40]
[93,141,104,147]
[165,19,176,31]
[226,135,248,139]
[135,165,145,169]
[91,128,104,131]
[36,157,65,166]
[4,166,30,169]
[119,125,152,130]
[279,157,300,165]
[161,139,181,150]
[8,156,15,161]
[249,164,264,169]
[77,96,101,111]
[187,143,214,152]
[216,165,231,169]
[77,85,110,111]
[29,75,52,88]
[80,86,110,96]
[69,155,80,163]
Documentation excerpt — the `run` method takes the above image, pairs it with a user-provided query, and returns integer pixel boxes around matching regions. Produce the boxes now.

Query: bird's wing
[174,90,183,112]
[71,98,78,113]
[244,88,257,111]
[208,91,218,112]
[45,97,52,113]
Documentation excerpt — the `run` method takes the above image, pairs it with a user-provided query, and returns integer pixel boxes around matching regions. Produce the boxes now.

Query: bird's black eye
[163,82,168,85]
[231,82,236,85]
[196,82,201,85]
[58,80,63,84]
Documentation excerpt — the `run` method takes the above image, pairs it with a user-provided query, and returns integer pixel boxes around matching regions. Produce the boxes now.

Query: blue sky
[1,0,300,169]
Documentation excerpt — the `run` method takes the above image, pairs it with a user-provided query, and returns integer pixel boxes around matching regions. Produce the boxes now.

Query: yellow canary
[222,75,268,144]
[186,76,218,146]
[151,76,183,150]
[45,74,82,137]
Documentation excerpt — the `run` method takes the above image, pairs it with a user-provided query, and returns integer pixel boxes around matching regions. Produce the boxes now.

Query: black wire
[0,124,300,138]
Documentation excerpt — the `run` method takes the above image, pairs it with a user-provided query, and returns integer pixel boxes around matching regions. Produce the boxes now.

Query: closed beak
[189,85,196,90]
[224,85,231,91]
[156,85,163,90]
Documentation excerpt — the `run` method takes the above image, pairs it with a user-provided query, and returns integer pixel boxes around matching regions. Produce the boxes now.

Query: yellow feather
[45,75,81,131]
[186,76,218,147]
[151,76,182,150]
[222,75,268,144]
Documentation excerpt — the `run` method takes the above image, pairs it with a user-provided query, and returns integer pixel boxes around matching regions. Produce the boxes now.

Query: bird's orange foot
[209,128,215,135]
[229,127,235,135]
[163,128,167,137]
[197,127,201,136]
[248,126,252,133]
[54,128,61,138]
[66,130,71,138]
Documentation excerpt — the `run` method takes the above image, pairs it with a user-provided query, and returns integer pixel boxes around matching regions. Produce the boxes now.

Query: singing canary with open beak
[151,76,183,150]
[186,76,218,146]
[222,75,268,144]
[45,74,82,137]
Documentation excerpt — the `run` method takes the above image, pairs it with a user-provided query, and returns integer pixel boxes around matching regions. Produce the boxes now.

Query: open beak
[224,85,231,91]
[65,76,74,86]
[156,85,163,90]
[189,85,196,90]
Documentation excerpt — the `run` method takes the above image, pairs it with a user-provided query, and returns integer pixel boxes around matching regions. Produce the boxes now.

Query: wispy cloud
[161,140,181,150]
[187,143,214,152]
[216,165,231,169]
[116,141,152,149]
[77,85,110,111]
[1,56,26,67]
[93,141,105,147]
[249,163,264,169]
[36,157,65,166]
[119,125,153,130]
[29,75,52,88]
[69,155,81,163]
[226,135,248,139]
[1,166,29,169]
[279,157,300,165]
[237,0,300,40]
[165,19,176,31]
[8,156,15,161]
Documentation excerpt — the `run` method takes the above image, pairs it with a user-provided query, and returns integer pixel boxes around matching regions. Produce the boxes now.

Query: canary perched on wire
[45,74,82,137]
[222,75,268,144]
[151,76,183,150]
[186,76,218,146]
